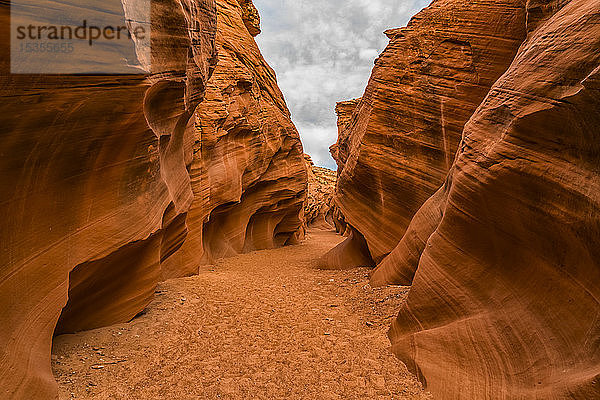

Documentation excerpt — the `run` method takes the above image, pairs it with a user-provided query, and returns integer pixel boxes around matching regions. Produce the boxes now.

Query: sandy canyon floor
[52,229,431,399]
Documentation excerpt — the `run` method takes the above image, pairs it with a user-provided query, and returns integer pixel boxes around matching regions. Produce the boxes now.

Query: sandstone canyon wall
[304,154,337,230]
[331,0,600,398]
[387,1,600,398]
[0,0,305,398]
[319,98,377,270]
[329,0,528,268]
[330,98,360,171]
[160,0,306,274]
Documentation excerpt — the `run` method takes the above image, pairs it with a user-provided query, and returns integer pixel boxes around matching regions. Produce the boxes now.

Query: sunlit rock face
[330,0,528,265]
[0,0,305,397]
[387,1,600,398]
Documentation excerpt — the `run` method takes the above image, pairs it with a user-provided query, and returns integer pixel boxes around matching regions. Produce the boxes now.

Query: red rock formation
[330,207,348,236]
[237,0,261,37]
[0,2,217,397]
[330,98,360,170]
[0,0,305,397]
[319,99,376,270]
[386,1,600,398]
[330,0,528,267]
[316,225,375,270]
[165,0,306,271]
[304,154,337,230]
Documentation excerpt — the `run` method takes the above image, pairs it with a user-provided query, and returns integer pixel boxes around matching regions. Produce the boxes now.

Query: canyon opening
[1,0,599,399]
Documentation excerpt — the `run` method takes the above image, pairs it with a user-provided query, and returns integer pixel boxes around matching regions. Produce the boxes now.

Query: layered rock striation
[329,0,528,267]
[319,98,376,270]
[161,0,306,272]
[237,0,261,37]
[0,1,217,397]
[330,0,600,398]
[387,1,600,398]
[330,98,360,171]
[0,0,305,398]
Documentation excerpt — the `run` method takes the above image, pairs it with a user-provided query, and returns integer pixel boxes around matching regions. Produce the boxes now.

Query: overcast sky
[254,0,430,169]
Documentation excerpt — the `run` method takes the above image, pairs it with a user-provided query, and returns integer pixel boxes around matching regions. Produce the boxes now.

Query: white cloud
[295,124,339,169]
[254,0,431,169]
[359,48,380,61]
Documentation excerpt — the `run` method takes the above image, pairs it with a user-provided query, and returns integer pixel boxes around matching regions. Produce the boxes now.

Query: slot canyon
[1,0,598,399]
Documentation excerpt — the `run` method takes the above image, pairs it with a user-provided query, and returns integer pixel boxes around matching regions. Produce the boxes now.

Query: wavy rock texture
[165,0,306,272]
[304,155,337,230]
[330,0,528,267]
[386,1,600,398]
[318,99,375,270]
[0,1,217,397]
[316,226,375,271]
[0,0,305,398]
[331,207,350,237]
[0,1,216,399]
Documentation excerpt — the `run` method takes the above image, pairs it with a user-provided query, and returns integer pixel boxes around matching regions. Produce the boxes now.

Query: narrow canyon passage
[51,230,431,399]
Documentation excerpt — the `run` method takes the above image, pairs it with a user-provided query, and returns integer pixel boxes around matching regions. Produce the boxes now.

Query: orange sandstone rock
[330,0,528,266]
[0,0,305,398]
[0,1,217,397]
[237,0,261,37]
[330,98,360,170]
[316,226,375,270]
[304,155,337,230]
[387,1,600,398]
[167,0,306,269]
[320,98,377,270]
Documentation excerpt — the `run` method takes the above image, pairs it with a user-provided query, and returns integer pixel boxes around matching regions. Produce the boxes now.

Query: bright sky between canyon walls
[254,0,430,169]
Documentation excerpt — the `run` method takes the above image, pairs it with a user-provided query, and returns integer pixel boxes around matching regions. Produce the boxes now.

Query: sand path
[52,229,431,399]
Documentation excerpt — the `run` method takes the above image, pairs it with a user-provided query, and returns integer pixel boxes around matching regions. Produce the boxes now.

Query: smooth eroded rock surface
[331,0,528,266]
[167,0,306,272]
[0,0,305,398]
[1,1,217,397]
[330,98,360,170]
[387,1,600,398]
